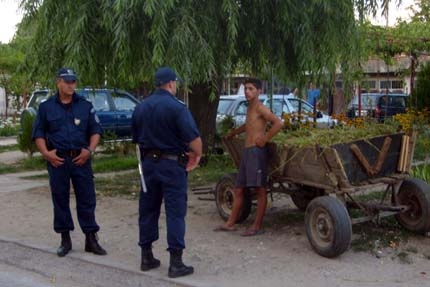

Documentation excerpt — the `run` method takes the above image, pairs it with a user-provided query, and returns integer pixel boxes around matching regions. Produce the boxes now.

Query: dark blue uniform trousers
[48,157,99,234]
[139,159,187,250]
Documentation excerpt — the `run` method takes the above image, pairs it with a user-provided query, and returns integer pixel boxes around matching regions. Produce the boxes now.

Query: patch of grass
[0,153,137,175]
[411,164,430,183]
[0,124,20,136]
[93,154,237,198]
[0,156,46,174]
[0,164,17,174]
[21,173,48,180]
[0,144,19,153]
[353,190,388,202]
[92,154,137,173]
[188,154,236,188]
[94,171,140,199]
[413,133,430,161]
[351,217,413,252]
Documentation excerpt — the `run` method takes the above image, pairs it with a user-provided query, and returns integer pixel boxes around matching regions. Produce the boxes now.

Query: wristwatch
[85,147,94,154]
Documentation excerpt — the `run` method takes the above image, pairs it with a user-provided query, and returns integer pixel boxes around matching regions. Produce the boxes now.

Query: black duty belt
[143,150,180,161]
[56,150,81,158]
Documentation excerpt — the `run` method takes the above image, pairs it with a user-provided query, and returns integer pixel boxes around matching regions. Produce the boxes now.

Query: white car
[263,94,336,128]
[216,95,266,129]
[216,94,336,130]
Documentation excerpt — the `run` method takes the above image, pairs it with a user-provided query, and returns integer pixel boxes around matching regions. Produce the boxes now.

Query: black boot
[85,232,107,255]
[140,246,161,271]
[57,231,72,257]
[168,249,194,278]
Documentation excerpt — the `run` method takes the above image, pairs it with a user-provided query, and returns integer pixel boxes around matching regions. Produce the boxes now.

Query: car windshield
[28,91,50,109]
[351,94,378,107]
[288,98,313,113]
[217,99,234,114]
[83,91,111,111]
[265,99,288,116]
[379,96,406,107]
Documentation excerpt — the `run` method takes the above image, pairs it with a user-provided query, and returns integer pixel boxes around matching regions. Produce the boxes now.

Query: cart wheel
[291,186,325,211]
[305,196,352,258]
[394,178,430,233]
[215,173,252,223]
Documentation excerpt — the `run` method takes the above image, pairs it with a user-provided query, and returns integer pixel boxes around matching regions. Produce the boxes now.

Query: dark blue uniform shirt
[32,92,102,151]
[132,89,200,154]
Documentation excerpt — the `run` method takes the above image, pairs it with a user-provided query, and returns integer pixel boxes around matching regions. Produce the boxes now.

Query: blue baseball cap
[56,68,77,81]
[154,66,182,86]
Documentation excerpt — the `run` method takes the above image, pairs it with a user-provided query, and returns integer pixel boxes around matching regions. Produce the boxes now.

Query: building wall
[0,87,5,115]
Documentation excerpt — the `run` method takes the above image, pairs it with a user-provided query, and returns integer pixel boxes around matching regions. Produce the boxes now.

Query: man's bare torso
[244,100,266,147]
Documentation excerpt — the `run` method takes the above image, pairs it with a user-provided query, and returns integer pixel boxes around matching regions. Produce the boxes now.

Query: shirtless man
[215,78,283,236]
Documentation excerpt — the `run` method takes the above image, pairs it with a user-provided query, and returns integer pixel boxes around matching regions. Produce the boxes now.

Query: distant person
[214,78,282,236]
[32,68,107,257]
[132,66,202,278]
[307,82,320,106]
[289,87,299,97]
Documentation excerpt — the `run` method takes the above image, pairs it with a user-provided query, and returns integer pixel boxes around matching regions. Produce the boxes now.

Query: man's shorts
[235,146,268,188]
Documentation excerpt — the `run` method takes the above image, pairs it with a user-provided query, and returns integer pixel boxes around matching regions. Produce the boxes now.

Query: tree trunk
[187,82,219,155]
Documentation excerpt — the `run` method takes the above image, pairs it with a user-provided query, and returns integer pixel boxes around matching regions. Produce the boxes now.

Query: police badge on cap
[57,67,78,82]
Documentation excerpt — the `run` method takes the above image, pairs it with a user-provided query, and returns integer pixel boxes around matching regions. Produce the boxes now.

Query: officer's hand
[185,152,201,172]
[44,149,64,168]
[72,148,91,166]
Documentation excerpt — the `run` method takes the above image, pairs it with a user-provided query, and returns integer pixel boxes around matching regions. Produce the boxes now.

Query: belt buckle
[151,150,161,160]
[70,150,79,158]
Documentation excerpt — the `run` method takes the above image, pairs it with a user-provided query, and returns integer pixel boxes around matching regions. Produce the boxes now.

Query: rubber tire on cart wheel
[291,186,325,211]
[394,178,430,234]
[215,173,252,223]
[305,196,352,258]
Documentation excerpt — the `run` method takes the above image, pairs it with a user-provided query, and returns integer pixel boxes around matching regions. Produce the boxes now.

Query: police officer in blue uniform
[32,68,107,257]
[132,66,202,278]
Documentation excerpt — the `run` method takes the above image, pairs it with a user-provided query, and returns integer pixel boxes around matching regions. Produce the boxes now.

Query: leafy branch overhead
[14,0,368,89]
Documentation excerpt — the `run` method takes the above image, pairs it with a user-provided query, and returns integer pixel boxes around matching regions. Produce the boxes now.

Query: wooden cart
[214,132,430,258]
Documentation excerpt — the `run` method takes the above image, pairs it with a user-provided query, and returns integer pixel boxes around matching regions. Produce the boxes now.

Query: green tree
[17,0,394,152]
[413,62,430,109]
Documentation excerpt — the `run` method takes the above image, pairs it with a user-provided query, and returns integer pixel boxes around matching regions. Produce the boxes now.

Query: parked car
[375,94,408,121]
[347,93,408,119]
[263,94,336,128]
[216,94,335,131]
[216,95,266,130]
[20,88,140,138]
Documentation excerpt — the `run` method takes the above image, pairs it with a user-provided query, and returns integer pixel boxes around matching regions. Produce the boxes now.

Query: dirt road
[0,181,429,287]
[1,135,429,287]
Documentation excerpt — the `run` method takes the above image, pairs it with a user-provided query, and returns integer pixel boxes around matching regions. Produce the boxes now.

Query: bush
[17,112,37,157]
[411,164,430,184]
[0,118,20,136]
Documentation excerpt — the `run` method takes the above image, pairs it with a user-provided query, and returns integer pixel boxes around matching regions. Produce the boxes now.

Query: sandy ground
[1,137,430,287]
[0,181,430,287]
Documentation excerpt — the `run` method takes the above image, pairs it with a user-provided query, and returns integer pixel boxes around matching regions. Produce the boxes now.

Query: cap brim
[62,76,77,81]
